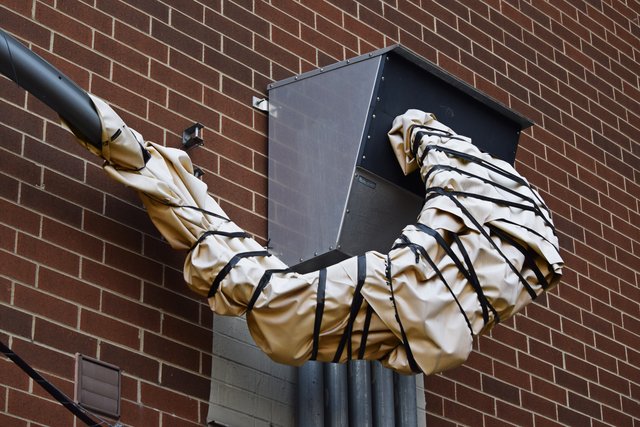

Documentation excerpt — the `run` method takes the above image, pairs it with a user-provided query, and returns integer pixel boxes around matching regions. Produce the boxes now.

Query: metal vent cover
[75,354,121,419]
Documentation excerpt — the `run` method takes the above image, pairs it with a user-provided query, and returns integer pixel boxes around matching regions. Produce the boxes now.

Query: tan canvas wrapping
[70,97,562,375]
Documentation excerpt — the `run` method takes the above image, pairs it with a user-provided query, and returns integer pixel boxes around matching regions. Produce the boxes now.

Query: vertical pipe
[297,362,324,427]
[325,362,348,427]
[348,360,373,427]
[371,361,395,426]
[394,373,418,427]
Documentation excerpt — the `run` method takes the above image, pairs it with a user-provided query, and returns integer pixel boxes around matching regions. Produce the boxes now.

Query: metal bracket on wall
[182,123,204,150]
[252,96,269,112]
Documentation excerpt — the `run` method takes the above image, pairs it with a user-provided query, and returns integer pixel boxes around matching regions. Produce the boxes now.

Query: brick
[111,22,167,64]
[7,388,75,426]
[0,198,41,236]
[442,398,485,426]
[83,209,143,253]
[81,258,142,299]
[21,183,83,228]
[204,9,252,49]
[0,303,33,338]
[162,315,212,352]
[105,243,163,284]
[91,75,149,119]
[144,283,200,322]
[95,33,149,76]
[0,146,42,188]
[168,91,222,134]
[521,389,557,419]
[101,342,159,382]
[496,400,534,427]
[161,364,210,400]
[38,267,100,309]
[104,195,158,237]
[255,1,299,35]
[168,49,220,92]
[51,34,110,80]
[482,375,520,405]
[82,309,141,349]
[456,383,495,414]
[42,217,103,261]
[119,399,161,426]
[602,406,634,427]
[15,283,80,327]
[205,88,253,126]
[151,60,203,103]
[558,404,592,427]
[219,200,267,238]
[36,2,94,46]
[141,382,199,420]
[144,332,200,371]
[11,338,76,380]
[102,290,161,331]
[18,233,80,276]
[34,317,97,357]
[359,5,399,40]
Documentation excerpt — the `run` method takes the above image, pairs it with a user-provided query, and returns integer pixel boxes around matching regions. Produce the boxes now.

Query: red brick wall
[1,1,639,426]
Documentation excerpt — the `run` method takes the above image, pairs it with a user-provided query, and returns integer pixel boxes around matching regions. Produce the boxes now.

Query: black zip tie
[310,268,327,361]
[208,251,270,298]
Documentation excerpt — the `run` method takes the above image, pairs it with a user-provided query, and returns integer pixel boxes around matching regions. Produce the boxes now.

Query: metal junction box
[267,45,532,273]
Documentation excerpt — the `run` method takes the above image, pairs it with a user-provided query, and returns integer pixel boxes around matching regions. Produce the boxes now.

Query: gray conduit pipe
[325,362,349,427]
[297,362,324,427]
[372,361,395,426]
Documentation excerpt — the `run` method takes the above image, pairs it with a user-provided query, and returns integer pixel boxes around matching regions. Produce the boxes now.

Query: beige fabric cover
[70,97,563,375]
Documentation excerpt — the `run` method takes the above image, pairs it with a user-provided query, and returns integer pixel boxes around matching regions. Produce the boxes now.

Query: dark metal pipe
[297,362,324,427]
[325,362,348,427]
[0,28,102,149]
[395,373,418,427]
[371,361,395,426]
[349,360,373,427]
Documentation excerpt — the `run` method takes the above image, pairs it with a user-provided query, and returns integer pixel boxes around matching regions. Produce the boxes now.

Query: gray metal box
[267,45,532,273]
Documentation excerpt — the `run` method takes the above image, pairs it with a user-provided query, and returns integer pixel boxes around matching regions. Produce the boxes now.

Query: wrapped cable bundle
[71,98,563,375]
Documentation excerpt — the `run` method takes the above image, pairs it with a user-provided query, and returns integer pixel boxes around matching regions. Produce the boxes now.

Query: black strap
[396,231,473,336]
[494,218,561,258]
[357,305,374,360]
[189,229,250,251]
[162,202,230,222]
[423,164,554,229]
[0,340,102,426]
[208,251,270,298]
[332,255,367,363]
[488,224,550,291]
[452,233,500,325]
[384,254,421,373]
[246,268,290,312]
[429,188,538,300]
[310,268,327,361]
